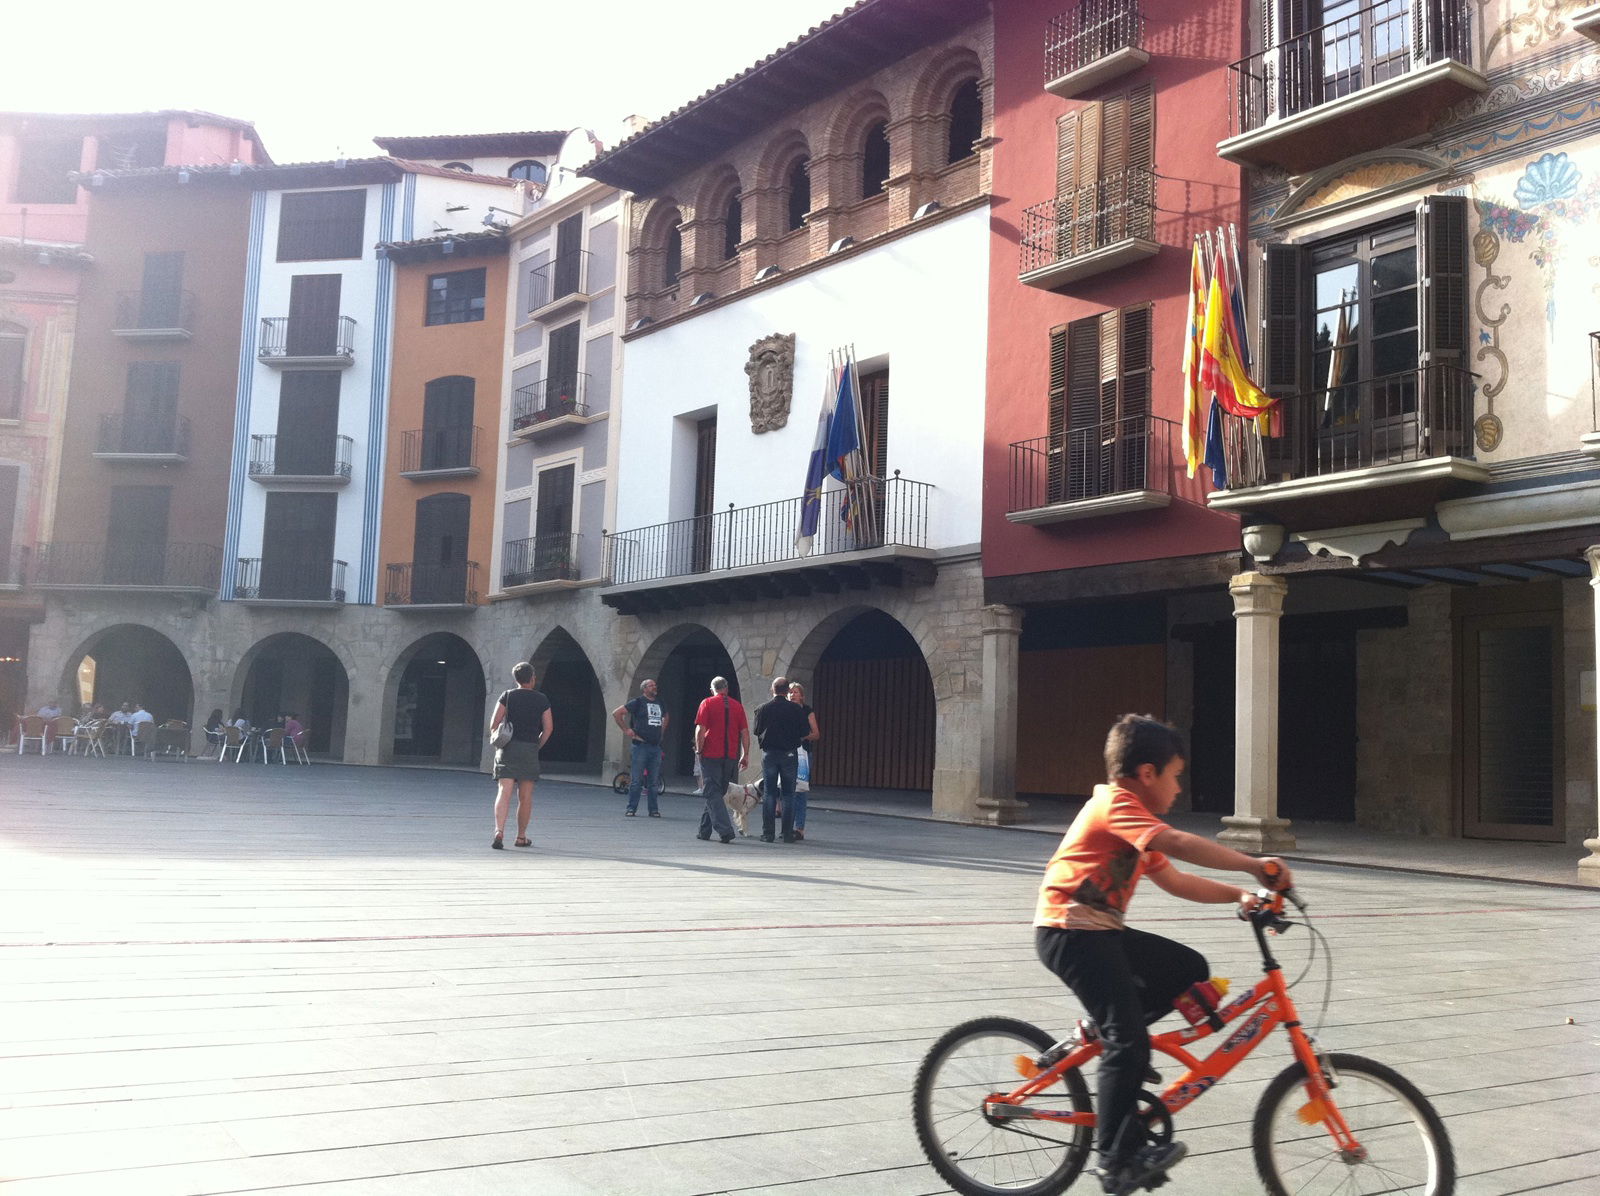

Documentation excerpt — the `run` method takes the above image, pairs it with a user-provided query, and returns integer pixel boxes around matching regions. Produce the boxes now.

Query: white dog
[722,780,763,836]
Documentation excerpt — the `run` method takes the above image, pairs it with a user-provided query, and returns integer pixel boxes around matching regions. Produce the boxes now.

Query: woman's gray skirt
[494,739,542,781]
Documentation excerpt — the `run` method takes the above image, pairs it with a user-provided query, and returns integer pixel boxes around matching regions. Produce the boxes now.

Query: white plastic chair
[17,715,47,755]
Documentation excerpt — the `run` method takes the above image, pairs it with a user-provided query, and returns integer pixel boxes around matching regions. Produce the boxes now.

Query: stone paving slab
[2,755,1599,1193]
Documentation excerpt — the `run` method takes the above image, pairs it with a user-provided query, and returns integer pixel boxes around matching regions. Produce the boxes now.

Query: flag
[1201,244,1277,431]
[1226,225,1252,372]
[1203,396,1227,489]
[1181,240,1207,478]
[826,359,868,531]
[795,360,839,556]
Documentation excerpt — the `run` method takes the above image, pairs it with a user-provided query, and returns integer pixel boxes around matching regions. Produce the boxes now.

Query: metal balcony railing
[605,474,931,586]
[1045,0,1144,82]
[248,433,354,479]
[1229,0,1473,136]
[399,425,480,474]
[258,315,356,361]
[1009,414,1180,512]
[502,532,582,587]
[235,556,347,603]
[34,542,221,590]
[96,413,190,457]
[385,561,480,606]
[512,374,591,432]
[1217,364,1475,489]
[113,290,195,333]
[1019,166,1156,276]
[529,250,593,311]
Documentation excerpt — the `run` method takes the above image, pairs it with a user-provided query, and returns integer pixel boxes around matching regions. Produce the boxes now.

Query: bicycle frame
[987,900,1367,1159]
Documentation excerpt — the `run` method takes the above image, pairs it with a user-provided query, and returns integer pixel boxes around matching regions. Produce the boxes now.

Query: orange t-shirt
[1034,784,1172,931]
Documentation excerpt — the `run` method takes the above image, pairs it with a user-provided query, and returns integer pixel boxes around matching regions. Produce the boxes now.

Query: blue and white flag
[827,359,868,531]
[795,361,838,556]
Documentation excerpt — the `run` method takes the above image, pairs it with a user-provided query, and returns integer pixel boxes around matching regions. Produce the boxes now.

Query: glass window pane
[1372,290,1415,336]
[1315,262,1359,311]
[1371,331,1417,378]
[1370,248,1415,293]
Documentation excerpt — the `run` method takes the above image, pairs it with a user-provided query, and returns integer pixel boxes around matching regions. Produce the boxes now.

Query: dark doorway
[531,629,605,769]
[412,492,470,604]
[657,628,738,783]
[1187,624,1236,815]
[811,610,934,791]
[692,417,716,572]
[1278,631,1357,821]
[391,633,486,764]
[65,624,193,725]
[238,632,349,757]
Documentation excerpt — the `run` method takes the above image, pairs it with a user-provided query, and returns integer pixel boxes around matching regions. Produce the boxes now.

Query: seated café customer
[37,698,63,720]
[282,713,306,748]
[127,701,155,753]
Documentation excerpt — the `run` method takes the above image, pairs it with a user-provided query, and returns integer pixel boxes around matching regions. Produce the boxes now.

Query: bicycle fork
[1283,1021,1368,1162]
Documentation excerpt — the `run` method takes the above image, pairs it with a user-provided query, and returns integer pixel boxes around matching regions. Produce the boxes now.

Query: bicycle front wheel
[912,1016,1093,1196]
[1253,1052,1455,1195]
[612,772,630,795]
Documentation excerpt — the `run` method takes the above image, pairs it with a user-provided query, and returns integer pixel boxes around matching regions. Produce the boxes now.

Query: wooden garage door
[1016,644,1166,796]
[811,656,934,790]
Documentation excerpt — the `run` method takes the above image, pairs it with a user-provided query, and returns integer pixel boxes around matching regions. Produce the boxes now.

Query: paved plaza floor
[3,756,1599,1194]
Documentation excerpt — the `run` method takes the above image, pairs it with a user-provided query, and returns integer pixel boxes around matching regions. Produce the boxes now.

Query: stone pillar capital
[980,604,1022,637]
[1230,571,1288,618]
[1584,544,1600,583]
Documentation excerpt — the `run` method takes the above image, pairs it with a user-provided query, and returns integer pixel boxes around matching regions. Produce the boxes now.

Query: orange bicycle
[912,878,1455,1195]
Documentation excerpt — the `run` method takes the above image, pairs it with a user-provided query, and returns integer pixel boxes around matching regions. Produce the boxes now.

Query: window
[412,493,471,603]
[121,362,180,453]
[261,492,338,600]
[426,268,487,326]
[663,217,682,287]
[547,323,581,410]
[786,158,810,231]
[1270,0,1416,118]
[106,485,170,585]
[508,160,548,184]
[1259,196,1469,476]
[553,213,584,299]
[276,371,341,476]
[14,138,81,204]
[138,252,185,328]
[441,162,473,172]
[947,79,983,164]
[1053,84,1154,256]
[1046,305,1153,501]
[421,376,475,470]
[277,190,367,262]
[0,323,24,421]
[723,192,743,261]
[861,122,891,198]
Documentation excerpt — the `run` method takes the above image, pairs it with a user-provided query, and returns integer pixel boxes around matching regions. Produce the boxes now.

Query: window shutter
[1260,242,1306,476]
[1046,325,1069,502]
[1072,101,1104,257]
[1096,309,1123,495]
[1417,193,1470,454]
[1127,85,1155,240]
[1054,112,1080,261]
[1118,305,1153,490]
[1065,317,1101,501]
[1099,91,1131,243]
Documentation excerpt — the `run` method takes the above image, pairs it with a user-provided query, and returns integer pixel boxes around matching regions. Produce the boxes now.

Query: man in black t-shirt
[753,675,810,842]
[612,679,669,817]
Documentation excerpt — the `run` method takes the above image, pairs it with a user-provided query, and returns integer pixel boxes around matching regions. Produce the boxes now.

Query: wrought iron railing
[1217,364,1475,489]
[113,290,195,332]
[1228,0,1472,136]
[399,425,480,474]
[529,250,593,311]
[96,413,190,456]
[385,561,480,606]
[605,474,931,586]
[1019,166,1156,276]
[1045,0,1144,81]
[258,315,356,360]
[502,532,582,587]
[248,433,354,479]
[1009,415,1182,512]
[34,542,221,590]
[512,374,591,431]
[235,556,347,602]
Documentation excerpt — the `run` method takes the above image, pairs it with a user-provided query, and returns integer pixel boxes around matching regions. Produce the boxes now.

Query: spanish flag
[1181,240,1207,478]
[1200,244,1277,431]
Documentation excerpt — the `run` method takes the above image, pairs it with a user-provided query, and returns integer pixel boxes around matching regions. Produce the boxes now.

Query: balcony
[398,426,480,479]
[234,557,347,605]
[258,315,356,367]
[385,561,480,609]
[1008,415,1194,525]
[528,251,595,323]
[502,532,584,591]
[248,434,354,485]
[511,374,597,438]
[112,290,194,340]
[33,542,220,594]
[1221,0,1486,174]
[1044,0,1148,98]
[602,474,935,615]
[1019,167,1158,290]
[93,414,190,463]
[1205,364,1487,527]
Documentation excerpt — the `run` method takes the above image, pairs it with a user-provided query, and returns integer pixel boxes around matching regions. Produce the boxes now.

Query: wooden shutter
[422,376,474,470]
[860,369,889,481]
[411,492,469,603]
[1127,85,1155,239]
[287,275,341,356]
[546,323,581,407]
[1097,310,1123,494]
[1119,305,1153,490]
[1072,101,1104,256]
[107,485,170,584]
[262,492,336,599]
[1054,112,1080,260]
[1046,325,1069,502]
[1417,194,1469,453]
[1065,315,1102,500]
[554,213,583,297]
[1260,241,1306,476]
[124,362,179,453]
[1099,93,1131,244]
[277,371,340,475]
[139,252,184,328]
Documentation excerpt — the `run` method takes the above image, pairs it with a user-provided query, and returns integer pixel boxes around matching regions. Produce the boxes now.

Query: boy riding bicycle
[1035,714,1293,1195]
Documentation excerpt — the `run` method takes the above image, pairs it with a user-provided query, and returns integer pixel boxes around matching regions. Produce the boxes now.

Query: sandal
[491,834,504,849]
[514,837,531,848]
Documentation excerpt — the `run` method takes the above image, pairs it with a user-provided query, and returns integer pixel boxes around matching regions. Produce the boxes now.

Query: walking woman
[787,681,820,840]
[489,661,553,849]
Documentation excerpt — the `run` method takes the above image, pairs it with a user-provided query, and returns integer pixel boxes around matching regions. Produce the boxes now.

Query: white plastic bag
[795,745,810,793]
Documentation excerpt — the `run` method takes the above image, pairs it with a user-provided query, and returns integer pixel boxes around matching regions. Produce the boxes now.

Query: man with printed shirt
[613,679,669,818]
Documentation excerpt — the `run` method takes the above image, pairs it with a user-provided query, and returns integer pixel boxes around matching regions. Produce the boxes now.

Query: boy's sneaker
[1096,1142,1187,1195]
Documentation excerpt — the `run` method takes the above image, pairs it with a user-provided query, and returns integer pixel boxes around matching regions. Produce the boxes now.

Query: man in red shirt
[692,676,748,844]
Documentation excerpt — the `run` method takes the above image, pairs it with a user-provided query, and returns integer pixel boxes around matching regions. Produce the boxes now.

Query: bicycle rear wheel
[912,1016,1093,1196]
[1253,1052,1455,1195]
[612,771,630,795]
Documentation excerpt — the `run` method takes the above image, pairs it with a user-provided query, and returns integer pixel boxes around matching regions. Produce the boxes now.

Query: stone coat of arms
[745,333,796,434]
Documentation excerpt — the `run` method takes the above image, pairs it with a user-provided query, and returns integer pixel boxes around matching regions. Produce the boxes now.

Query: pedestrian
[787,680,820,841]
[612,678,668,817]
[488,661,552,850]
[753,675,810,843]
[692,676,747,844]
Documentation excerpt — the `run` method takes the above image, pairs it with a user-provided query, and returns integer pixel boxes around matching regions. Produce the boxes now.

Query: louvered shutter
[1054,112,1080,261]
[1046,325,1069,503]
[1072,102,1104,257]
[1119,305,1153,490]
[1065,317,1101,501]
[124,361,179,454]
[1417,194,1470,454]
[1127,86,1156,240]
[1260,242,1306,477]
[1100,92,1131,244]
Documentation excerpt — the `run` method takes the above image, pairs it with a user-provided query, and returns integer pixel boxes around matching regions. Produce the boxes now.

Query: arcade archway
[59,623,194,725]
[528,628,605,770]
[234,632,350,757]
[388,632,486,765]
[635,624,739,786]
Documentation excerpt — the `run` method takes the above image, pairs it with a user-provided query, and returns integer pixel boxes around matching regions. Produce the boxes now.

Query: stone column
[974,604,1027,825]
[1582,547,1600,879]
[1219,572,1296,851]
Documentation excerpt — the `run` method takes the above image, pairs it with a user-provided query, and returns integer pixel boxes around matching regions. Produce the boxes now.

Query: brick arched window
[947,78,982,163]
[723,192,743,260]
[663,215,682,287]
[786,158,811,231]
[861,121,891,198]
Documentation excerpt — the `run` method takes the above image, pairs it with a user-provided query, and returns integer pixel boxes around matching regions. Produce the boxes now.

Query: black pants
[1035,925,1208,1165]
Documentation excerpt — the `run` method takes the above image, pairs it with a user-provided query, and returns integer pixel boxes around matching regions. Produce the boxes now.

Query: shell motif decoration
[1514,152,1582,208]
